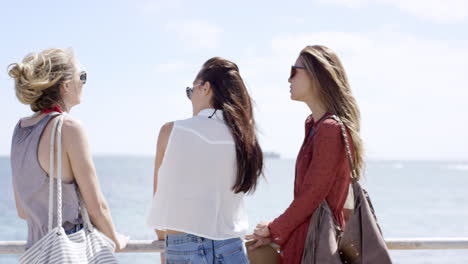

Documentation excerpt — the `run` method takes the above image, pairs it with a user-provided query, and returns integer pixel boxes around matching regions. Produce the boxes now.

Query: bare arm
[63,117,126,251]
[153,122,173,240]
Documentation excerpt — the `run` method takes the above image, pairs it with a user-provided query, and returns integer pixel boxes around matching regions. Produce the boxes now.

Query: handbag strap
[47,113,61,231]
[323,115,358,182]
[47,112,94,232]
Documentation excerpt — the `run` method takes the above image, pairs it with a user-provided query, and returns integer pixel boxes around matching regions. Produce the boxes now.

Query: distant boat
[264,152,280,159]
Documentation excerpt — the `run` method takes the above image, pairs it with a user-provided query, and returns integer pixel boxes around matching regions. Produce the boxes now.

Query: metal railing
[1,238,468,254]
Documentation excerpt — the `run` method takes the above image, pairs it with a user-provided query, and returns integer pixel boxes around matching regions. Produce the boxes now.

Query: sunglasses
[290,65,306,79]
[185,83,203,100]
[79,71,87,84]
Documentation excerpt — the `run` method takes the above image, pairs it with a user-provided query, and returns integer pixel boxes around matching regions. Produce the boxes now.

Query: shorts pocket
[165,250,195,264]
[217,241,249,264]
[166,259,192,264]
[221,245,242,257]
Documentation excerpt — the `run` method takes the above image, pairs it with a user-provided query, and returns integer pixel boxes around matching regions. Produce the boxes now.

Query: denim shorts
[165,233,249,264]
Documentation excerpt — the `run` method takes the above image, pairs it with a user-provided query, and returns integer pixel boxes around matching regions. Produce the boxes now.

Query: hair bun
[8,61,44,105]
[8,49,76,110]
[7,63,23,79]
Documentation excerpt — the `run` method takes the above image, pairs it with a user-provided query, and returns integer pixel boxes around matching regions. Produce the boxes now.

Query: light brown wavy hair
[8,48,77,112]
[300,45,364,181]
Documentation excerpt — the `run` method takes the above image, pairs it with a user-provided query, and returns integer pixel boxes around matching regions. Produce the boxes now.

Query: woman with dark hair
[248,45,365,264]
[147,57,263,263]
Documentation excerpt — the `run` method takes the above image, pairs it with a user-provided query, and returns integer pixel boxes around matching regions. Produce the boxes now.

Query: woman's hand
[245,221,273,250]
[254,221,271,238]
[114,233,130,252]
[245,234,272,250]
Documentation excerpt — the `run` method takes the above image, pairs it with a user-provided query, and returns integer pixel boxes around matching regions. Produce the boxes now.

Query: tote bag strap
[47,113,93,232]
[322,115,357,210]
[323,115,358,182]
[47,112,62,231]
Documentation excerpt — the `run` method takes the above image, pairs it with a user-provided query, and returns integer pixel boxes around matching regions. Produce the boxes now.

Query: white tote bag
[19,113,118,264]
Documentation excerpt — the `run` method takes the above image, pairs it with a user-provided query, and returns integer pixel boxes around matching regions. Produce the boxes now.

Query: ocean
[1,156,467,263]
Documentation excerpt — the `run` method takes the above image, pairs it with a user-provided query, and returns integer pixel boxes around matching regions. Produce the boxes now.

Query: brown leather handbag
[301,115,393,264]
[245,240,280,264]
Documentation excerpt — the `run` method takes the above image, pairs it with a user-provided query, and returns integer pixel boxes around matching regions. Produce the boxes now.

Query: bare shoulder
[158,122,174,142]
[156,122,174,161]
[61,115,86,140]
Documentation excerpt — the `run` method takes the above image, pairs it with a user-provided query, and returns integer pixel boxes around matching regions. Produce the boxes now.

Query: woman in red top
[248,45,364,263]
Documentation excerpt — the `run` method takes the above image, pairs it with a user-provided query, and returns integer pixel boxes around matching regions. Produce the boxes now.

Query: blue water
[1,157,467,263]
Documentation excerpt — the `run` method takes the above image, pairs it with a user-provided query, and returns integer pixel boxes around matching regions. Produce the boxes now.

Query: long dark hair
[196,57,263,194]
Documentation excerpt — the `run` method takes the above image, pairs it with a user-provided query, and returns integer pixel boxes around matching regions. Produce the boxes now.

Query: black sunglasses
[185,83,203,100]
[290,65,306,79]
[185,86,193,100]
[80,71,87,84]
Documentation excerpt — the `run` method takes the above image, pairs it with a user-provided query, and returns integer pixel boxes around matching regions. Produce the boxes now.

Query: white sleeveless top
[146,108,248,239]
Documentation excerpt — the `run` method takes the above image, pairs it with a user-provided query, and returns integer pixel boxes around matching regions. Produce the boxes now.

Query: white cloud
[271,32,372,55]
[165,20,223,49]
[318,0,468,23]
[394,0,468,22]
[269,30,468,99]
[238,29,468,160]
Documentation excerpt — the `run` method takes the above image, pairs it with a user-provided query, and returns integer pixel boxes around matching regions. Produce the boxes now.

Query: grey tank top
[10,114,82,249]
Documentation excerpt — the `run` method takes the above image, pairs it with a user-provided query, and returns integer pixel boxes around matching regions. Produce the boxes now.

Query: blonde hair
[300,45,364,181]
[8,48,76,112]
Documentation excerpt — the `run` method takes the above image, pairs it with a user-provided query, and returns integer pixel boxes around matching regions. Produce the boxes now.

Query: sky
[0,0,467,160]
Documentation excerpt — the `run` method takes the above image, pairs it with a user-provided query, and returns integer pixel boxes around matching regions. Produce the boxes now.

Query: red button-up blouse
[269,114,352,264]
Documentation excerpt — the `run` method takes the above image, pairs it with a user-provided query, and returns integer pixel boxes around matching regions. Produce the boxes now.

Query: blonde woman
[9,48,128,251]
[249,45,364,264]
